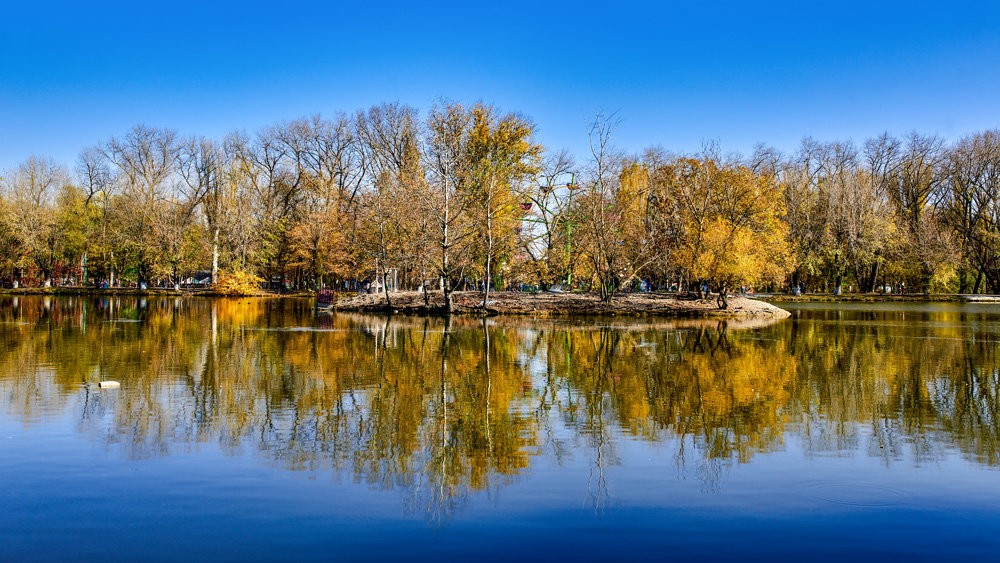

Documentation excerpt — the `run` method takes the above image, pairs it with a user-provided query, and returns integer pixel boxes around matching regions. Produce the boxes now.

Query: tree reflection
[2,297,1000,514]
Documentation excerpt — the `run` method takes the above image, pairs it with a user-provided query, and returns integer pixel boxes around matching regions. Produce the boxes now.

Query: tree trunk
[482,190,493,309]
[211,227,219,284]
[481,248,492,309]
[444,282,454,314]
[866,262,880,293]
[383,268,393,308]
[958,266,968,294]
[922,264,933,294]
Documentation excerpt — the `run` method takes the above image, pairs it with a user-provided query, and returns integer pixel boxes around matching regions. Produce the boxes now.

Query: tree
[0,156,71,285]
[819,140,898,295]
[103,125,181,284]
[781,139,830,291]
[221,132,271,274]
[423,101,474,313]
[463,104,542,307]
[887,133,947,292]
[578,113,658,301]
[275,115,361,289]
[356,102,424,306]
[179,137,222,282]
[656,156,793,307]
[75,146,117,284]
[940,131,1000,293]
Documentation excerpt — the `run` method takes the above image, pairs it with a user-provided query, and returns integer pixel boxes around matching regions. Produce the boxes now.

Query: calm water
[2,296,1000,560]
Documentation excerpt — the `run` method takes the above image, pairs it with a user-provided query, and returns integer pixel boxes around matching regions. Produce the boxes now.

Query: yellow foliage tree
[463,104,542,306]
[658,159,794,307]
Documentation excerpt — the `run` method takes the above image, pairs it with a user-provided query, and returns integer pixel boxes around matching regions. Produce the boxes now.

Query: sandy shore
[328,290,790,318]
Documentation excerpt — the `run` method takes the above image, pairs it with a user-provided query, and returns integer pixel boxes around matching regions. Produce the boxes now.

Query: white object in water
[98,381,121,389]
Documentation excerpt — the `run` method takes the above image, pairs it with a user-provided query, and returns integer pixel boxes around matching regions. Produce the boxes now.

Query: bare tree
[423,101,474,313]
[579,112,656,300]
[103,125,181,284]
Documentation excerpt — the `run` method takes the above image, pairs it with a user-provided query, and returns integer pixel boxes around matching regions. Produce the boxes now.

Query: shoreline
[6,287,997,308]
[326,291,791,319]
[0,287,313,298]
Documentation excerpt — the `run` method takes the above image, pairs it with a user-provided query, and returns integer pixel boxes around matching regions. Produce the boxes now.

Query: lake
[2,296,999,560]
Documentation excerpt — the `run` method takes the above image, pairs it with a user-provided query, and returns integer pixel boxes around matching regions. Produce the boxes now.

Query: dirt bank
[328,291,790,319]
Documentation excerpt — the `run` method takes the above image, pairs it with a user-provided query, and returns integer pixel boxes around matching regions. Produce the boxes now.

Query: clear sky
[2,0,999,170]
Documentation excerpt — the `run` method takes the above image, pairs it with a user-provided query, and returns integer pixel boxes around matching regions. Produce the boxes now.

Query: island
[326,290,790,318]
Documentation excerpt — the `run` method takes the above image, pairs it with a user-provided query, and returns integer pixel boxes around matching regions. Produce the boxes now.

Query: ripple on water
[805,481,907,507]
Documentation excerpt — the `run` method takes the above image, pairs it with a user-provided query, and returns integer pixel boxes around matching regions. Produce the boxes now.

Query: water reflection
[2,296,999,518]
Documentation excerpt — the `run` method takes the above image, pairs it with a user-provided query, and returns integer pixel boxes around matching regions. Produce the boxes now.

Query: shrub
[213,269,264,296]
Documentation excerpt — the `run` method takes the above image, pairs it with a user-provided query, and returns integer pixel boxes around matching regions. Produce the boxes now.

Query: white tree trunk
[212,227,219,284]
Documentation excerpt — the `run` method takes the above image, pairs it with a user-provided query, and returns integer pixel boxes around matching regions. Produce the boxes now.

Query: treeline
[1,101,998,303]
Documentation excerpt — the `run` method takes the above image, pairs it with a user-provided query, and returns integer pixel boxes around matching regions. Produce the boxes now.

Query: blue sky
[1,0,999,170]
